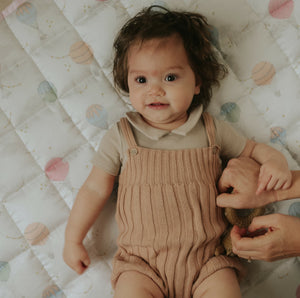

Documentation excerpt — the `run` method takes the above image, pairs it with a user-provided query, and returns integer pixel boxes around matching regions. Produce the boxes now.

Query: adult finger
[231,226,265,259]
[247,214,276,233]
[216,193,244,208]
[217,170,234,193]
[230,226,256,253]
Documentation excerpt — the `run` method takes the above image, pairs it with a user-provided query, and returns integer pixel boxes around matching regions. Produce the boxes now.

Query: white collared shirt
[92,105,247,176]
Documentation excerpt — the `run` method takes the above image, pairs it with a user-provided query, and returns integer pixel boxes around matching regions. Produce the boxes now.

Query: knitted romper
[111,113,244,297]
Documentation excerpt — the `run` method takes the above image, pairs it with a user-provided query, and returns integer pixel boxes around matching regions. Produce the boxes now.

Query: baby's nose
[148,83,165,97]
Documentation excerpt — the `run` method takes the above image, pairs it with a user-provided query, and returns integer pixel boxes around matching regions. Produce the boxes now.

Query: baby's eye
[136,76,147,84]
[165,74,177,82]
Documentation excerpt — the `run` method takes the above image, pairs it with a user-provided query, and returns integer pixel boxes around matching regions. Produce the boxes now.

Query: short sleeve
[91,124,122,176]
[214,118,247,159]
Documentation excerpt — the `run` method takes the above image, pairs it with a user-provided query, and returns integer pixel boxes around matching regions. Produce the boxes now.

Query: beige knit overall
[112,113,244,297]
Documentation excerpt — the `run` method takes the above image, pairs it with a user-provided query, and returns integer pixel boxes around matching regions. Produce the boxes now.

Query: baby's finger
[256,173,271,195]
[266,176,278,191]
[82,256,91,268]
[273,179,285,190]
[75,261,87,275]
[282,179,292,190]
[256,180,267,195]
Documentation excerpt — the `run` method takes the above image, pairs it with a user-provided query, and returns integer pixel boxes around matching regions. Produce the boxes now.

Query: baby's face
[127,34,201,130]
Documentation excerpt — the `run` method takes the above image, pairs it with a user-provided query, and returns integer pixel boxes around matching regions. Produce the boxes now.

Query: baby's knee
[114,271,164,298]
[193,268,241,298]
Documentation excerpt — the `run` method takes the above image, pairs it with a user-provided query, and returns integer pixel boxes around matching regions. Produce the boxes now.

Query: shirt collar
[125,105,203,141]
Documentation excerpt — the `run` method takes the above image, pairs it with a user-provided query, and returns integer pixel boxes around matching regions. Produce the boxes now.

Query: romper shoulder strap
[119,117,138,147]
[202,112,216,147]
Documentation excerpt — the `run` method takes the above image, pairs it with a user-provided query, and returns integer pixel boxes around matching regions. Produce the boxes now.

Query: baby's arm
[242,142,292,195]
[63,166,115,274]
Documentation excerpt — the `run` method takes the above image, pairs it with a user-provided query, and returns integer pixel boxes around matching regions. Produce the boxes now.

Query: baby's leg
[193,268,241,298]
[114,271,164,298]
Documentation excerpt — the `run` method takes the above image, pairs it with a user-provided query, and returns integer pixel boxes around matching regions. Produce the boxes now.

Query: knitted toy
[215,207,265,256]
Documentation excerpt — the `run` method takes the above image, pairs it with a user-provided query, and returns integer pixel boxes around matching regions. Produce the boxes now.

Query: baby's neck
[141,113,188,131]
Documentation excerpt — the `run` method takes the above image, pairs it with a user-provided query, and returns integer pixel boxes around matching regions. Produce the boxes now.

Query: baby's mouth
[150,103,165,106]
[147,102,169,107]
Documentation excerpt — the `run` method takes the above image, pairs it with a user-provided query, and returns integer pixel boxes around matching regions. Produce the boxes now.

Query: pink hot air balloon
[269,0,294,19]
[45,158,69,181]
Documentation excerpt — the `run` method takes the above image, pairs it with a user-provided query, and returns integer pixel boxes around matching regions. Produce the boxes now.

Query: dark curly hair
[113,5,227,111]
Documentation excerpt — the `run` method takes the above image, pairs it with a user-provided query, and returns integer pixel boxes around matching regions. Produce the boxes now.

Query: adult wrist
[268,189,280,204]
[276,188,286,203]
[275,171,299,202]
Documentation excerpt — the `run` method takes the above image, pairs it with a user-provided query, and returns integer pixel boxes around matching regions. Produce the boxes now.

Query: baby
[63,6,292,298]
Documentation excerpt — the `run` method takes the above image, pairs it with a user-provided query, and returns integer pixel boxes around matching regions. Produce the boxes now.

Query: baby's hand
[256,159,292,195]
[63,241,90,274]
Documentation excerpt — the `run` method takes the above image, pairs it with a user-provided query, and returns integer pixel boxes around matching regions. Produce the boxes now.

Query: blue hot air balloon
[0,261,10,282]
[86,104,108,129]
[16,2,38,29]
[220,102,241,123]
[38,81,57,103]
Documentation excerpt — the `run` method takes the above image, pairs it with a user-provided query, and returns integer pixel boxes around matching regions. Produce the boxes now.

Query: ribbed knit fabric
[111,113,245,297]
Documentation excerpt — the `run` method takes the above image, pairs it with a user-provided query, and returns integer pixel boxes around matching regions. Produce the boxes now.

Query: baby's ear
[194,79,201,95]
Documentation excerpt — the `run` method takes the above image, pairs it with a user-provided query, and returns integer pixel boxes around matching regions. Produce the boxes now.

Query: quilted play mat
[1,0,300,297]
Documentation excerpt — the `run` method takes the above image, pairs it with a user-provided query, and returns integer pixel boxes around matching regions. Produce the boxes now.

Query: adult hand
[217,157,277,209]
[230,213,300,261]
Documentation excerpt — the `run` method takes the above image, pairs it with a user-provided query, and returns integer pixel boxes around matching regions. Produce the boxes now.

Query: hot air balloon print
[42,285,66,298]
[269,0,294,19]
[16,2,38,29]
[0,262,10,282]
[38,81,57,103]
[270,127,286,146]
[86,104,108,128]
[45,158,69,181]
[24,222,49,246]
[220,102,241,123]
[69,41,94,65]
[252,62,276,86]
